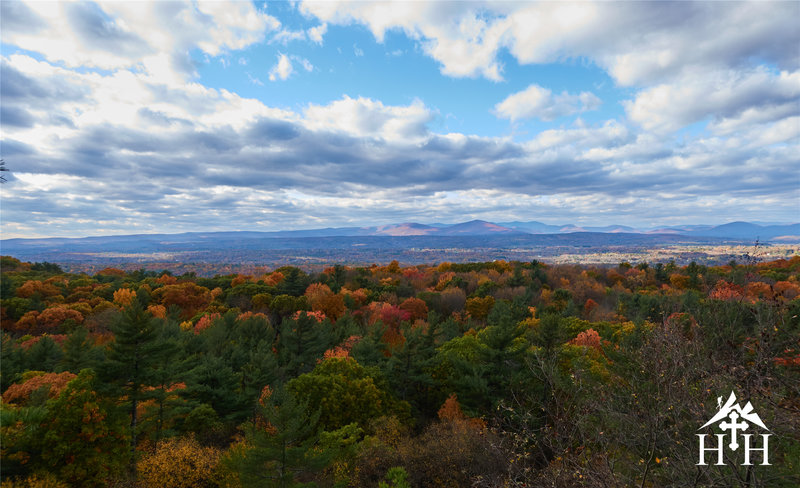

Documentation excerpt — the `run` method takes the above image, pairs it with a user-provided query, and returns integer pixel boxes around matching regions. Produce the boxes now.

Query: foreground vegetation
[1,255,799,487]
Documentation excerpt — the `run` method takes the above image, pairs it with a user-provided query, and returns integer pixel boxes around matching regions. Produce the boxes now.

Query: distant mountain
[3,221,797,253]
[435,220,519,236]
[499,221,563,234]
[3,219,796,271]
[686,222,800,240]
[374,223,439,236]
[585,225,637,233]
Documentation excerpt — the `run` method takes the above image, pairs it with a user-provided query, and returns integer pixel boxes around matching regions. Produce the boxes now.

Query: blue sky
[1,0,798,238]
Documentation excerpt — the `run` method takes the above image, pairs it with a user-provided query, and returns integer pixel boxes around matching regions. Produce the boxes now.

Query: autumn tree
[398,297,428,321]
[439,287,467,315]
[151,282,212,319]
[137,436,222,488]
[2,371,76,406]
[465,295,495,322]
[39,370,128,487]
[1,370,127,486]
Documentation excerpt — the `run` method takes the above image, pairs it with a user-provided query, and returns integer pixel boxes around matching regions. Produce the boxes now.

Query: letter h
[742,434,771,466]
[697,434,726,465]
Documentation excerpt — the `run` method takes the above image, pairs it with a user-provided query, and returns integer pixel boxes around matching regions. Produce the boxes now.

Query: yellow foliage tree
[137,436,222,488]
[113,288,136,307]
[0,472,69,488]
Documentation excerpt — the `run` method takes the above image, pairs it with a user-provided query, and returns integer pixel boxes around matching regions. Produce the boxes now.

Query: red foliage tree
[399,297,428,321]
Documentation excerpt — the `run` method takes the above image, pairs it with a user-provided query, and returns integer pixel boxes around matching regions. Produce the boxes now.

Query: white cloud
[1,0,280,83]
[266,54,312,81]
[298,57,314,72]
[625,67,800,133]
[300,1,799,85]
[300,1,509,80]
[495,84,601,122]
[247,72,265,86]
[269,53,294,81]
[523,120,631,158]
[303,96,432,141]
[272,29,307,44]
[308,23,327,44]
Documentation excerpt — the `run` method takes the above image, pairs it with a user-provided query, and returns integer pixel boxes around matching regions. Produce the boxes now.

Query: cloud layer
[1,1,798,238]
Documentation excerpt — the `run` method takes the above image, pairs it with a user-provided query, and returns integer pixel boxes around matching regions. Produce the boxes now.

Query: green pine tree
[386,321,442,419]
[59,325,103,373]
[101,293,172,476]
[278,312,334,378]
[233,387,331,488]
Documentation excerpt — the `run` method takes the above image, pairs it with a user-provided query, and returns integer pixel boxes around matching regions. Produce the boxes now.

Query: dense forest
[1,254,798,487]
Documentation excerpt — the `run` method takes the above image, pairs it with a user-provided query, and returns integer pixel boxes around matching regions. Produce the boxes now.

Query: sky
[1,0,799,239]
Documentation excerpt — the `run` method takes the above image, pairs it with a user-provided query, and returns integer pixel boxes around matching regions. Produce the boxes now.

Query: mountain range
[2,220,796,272]
[2,220,798,246]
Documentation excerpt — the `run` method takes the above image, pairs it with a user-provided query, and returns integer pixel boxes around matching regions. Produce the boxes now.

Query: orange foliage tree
[37,306,83,331]
[16,280,61,299]
[305,283,346,321]
[570,328,602,351]
[2,371,77,405]
[11,307,83,334]
[151,282,212,319]
[193,313,221,335]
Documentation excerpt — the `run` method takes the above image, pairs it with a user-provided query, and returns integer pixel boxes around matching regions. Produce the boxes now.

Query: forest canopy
[1,255,799,487]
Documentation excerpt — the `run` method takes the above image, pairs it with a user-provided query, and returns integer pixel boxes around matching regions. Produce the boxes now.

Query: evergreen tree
[278,313,334,378]
[350,322,390,370]
[287,358,410,432]
[233,387,331,488]
[192,311,280,424]
[101,293,171,476]
[385,322,442,420]
[143,319,187,447]
[23,336,62,372]
[183,355,247,424]
[59,326,102,373]
[482,300,528,395]
[436,301,529,413]
[276,267,310,297]
[532,313,567,354]
[0,331,24,391]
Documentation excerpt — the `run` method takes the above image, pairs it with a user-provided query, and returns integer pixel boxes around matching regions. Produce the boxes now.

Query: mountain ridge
[0,219,800,245]
[3,220,797,243]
